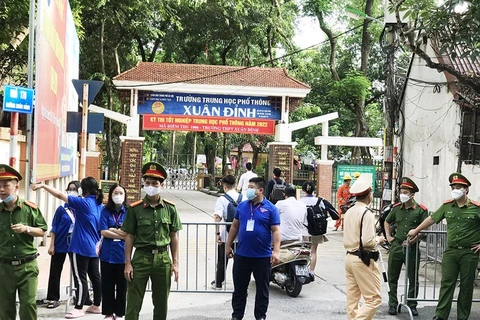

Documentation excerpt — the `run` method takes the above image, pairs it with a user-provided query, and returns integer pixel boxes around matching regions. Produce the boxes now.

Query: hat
[400,177,419,193]
[0,164,22,181]
[142,162,167,180]
[350,174,372,196]
[343,174,352,181]
[353,172,361,179]
[449,173,471,187]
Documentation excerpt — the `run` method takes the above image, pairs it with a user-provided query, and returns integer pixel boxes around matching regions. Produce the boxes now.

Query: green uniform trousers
[387,241,420,307]
[125,250,171,320]
[0,259,39,320]
[435,247,479,320]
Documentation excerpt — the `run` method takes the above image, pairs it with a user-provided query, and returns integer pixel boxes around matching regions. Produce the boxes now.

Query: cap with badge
[0,164,23,181]
[142,161,167,181]
[449,172,471,187]
[350,174,373,196]
[399,177,419,193]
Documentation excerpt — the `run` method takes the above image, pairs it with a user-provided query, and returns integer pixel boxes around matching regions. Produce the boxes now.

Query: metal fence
[398,230,480,319]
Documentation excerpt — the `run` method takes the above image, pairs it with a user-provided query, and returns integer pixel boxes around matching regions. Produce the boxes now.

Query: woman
[45,180,80,309]
[32,177,103,319]
[300,181,339,280]
[99,184,128,320]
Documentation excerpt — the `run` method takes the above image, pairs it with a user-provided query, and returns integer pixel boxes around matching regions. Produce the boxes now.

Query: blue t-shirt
[234,198,280,258]
[50,204,75,253]
[67,195,103,257]
[99,206,126,264]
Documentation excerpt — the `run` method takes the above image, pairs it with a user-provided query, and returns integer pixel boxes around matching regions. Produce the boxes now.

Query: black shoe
[388,306,397,315]
[410,306,418,316]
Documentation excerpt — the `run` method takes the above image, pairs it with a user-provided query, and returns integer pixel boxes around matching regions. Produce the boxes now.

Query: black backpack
[306,198,328,236]
[269,180,286,204]
[223,193,243,232]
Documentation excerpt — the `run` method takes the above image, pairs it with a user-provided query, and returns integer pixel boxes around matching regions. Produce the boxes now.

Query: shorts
[303,234,329,244]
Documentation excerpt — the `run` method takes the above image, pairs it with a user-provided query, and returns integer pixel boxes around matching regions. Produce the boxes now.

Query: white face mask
[77,187,83,196]
[451,189,464,200]
[112,194,125,204]
[145,186,161,197]
[67,191,79,197]
[3,194,15,203]
[399,194,411,203]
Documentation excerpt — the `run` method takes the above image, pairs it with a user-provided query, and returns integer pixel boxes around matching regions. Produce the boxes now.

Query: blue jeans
[232,254,271,320]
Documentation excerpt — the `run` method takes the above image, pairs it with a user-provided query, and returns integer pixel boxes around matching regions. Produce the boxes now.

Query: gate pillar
[267,142,296,183]
[316,160,334,203]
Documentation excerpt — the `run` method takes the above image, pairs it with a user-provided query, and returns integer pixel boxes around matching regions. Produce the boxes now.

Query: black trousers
[232,254,271,320]
[69,253,102,309]
[215,242,236,286]
[101,261,127,316]
[46,252,68,301]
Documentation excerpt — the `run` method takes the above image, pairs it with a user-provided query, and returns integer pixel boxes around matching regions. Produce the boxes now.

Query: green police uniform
[385,199,428,308]
[430,173,480,320]
[122,162,182,320]
[0,165,47,320]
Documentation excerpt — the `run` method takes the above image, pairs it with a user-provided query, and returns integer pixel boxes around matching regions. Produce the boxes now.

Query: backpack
[223,193,243,232]
[269,180,286,204]
[306,198,328,236]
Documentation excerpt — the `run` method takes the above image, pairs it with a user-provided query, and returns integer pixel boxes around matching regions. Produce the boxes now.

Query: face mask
[451,189,464,200]
[77,187,83,196]
[3,194,15,203]
[67,191,79,197]
[246,188,257,200]
[145,186,161,197]
[112,194,125,204]
[399,194,411,203]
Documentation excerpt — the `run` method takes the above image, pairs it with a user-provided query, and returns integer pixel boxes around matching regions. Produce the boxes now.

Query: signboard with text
[120,139,143,204]
[336,164,376,191]
[143,115,275,135]
[2,85,34,114]
[138,92,280,120]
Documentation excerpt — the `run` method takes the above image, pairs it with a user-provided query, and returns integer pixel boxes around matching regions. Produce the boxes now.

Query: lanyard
[65,207,75,223]
[112,211,123,227]
[249,203,261,219]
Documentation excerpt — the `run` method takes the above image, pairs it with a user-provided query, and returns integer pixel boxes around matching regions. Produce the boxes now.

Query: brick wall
[316,161,333,203]
[86,155,101,180]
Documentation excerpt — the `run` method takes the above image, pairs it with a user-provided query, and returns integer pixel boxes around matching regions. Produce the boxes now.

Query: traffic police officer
[384,177,428,316]
[0,164,47,320]
[122,162,182,320]
[344,174,385,320]
[408,173,480,320]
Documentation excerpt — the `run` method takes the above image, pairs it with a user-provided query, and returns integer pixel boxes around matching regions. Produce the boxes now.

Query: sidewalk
[34,189,480,319]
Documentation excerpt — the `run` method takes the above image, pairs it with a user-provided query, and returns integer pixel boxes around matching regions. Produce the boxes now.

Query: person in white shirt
[211,175,243,289]
[275,184,307,243]
[237,162,257,197]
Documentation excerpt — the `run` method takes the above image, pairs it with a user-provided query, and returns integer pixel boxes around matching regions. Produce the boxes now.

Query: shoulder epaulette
[418,203,428,210]
[24,200,38,210]
[444,199,454,204]
[163,199,176,206]
[392,202,402,207]
[130,200,143,207]
[471,200,480,207]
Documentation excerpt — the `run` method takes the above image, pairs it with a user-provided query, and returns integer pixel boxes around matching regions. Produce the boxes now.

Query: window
[459,107,480,165]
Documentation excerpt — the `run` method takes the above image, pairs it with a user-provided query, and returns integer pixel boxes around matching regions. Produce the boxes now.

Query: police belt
[0,253,39,266]
[136,246,168,254]
[347,250,379,262]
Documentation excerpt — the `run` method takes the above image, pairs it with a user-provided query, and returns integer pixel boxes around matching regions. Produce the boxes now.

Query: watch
[26,226,31,234]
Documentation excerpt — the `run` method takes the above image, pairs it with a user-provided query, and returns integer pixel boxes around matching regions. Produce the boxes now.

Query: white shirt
[237,170,258,197]
[275,196,308,242]
[213,189,243,242]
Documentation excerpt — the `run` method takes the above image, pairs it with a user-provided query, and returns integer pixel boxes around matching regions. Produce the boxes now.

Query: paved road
[33,189,480,319]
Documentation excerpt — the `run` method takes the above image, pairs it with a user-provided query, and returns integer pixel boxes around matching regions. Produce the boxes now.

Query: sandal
[47,300,60,309]
[65,308,85,319]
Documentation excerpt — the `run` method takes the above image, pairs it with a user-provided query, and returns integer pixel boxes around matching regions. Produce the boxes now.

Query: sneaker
[388,306,397,315]
[65,309,85,319]
[103,316,114,320]
[85,305,101,314]
[210,280,223,289]
[333,228,338,231]
[410,306,418,316]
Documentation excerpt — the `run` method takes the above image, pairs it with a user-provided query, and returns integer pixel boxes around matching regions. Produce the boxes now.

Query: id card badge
[246,219,255,231]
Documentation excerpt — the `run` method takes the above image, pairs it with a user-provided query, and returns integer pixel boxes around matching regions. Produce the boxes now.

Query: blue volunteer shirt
[99,206,126,264]
[67,195,103,257]
[234,198,280,258]
[50,204,75,253]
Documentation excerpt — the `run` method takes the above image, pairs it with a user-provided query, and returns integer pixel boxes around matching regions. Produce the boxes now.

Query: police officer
[384,177,428,316]
[122,162,183,320]
[408,173,480,320]
[344,174,385,320]
[0,164,47,320]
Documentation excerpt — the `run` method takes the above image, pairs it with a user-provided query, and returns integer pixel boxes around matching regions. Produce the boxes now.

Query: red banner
[143,115,275,135]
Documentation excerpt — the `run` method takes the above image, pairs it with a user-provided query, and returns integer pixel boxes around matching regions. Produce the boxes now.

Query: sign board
[336,164,376,191]
[143,115,275,135]
[138,92,280,120]
[2,85,34,114]
[120,139,143,204]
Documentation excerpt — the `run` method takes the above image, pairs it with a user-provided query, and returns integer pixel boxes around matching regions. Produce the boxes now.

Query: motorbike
[271,241,312,297]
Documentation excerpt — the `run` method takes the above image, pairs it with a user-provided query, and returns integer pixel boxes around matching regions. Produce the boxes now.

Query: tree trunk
[360,0,374,75]
[315,10,340,81]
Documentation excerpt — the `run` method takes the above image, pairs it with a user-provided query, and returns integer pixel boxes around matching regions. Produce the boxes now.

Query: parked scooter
[271,241,312,297]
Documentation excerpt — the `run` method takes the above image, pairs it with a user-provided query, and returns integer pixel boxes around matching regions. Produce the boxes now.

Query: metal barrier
[398,230,480,319]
